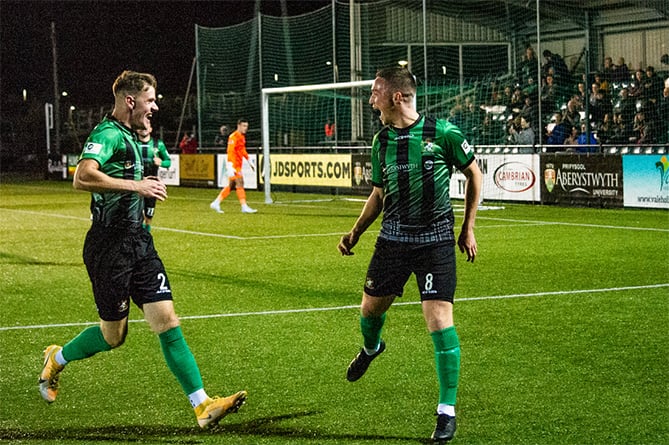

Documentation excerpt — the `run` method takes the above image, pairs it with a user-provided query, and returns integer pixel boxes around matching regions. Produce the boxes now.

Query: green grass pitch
[0,180,668,444]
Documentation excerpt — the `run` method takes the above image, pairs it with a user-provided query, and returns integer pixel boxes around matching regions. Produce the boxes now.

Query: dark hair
[543,50,552,58]
[237,118,248,125]
[375,66,416,97]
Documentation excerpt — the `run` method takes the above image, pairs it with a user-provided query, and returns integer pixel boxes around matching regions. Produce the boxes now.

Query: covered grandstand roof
[404,0,668,35]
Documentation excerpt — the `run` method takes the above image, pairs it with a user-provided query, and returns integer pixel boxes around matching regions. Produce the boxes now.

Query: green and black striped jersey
[139,137,171,177]
[371,114,475,244]
[79,116,144,228]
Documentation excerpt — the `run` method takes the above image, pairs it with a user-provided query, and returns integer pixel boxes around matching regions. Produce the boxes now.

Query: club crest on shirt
[83,142,102,155]
[422,140,435,152]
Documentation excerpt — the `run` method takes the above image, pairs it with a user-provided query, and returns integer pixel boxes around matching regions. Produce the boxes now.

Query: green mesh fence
[195,0,669,149]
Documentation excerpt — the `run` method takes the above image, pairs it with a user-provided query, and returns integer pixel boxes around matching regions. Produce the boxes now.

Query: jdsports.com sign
[260,154,351,187]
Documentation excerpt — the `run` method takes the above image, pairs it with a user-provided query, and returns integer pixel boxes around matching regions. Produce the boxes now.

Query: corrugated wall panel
[645,28,669,68]
[604,32,643,71]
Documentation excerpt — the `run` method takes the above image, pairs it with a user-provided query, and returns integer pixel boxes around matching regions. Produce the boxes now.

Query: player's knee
[361,293,393,318]
[102,329,127,349]
[100,320,128,349]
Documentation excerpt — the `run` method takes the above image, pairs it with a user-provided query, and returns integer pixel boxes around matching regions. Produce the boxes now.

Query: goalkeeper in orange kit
[210,118,257,214]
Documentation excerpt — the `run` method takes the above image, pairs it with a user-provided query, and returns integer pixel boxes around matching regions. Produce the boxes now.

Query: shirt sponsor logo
[83,142,102,155]
[385,163,419,174]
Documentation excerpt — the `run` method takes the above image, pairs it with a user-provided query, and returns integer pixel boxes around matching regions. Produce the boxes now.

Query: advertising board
[540,154,623,207]
[215,154,257,189]
[622,154,669,209]
[259,154,351,187]
[158,154,180,186]
[450,154,541,202]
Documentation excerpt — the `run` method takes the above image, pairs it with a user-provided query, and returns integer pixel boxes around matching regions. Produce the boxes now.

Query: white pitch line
[2,283,666,332]
[477,216,669,232]
[2,208,666,238]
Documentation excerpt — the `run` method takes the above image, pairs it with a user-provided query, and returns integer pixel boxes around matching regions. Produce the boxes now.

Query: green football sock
[431,326,461,406]
[159,326,204,395]
[360,313,386,351]
[61,325,112,362]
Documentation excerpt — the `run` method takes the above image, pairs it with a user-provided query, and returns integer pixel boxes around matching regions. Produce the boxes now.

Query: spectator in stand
[615,87,638,125]
[642,66,664,104]
[601,57,615,84]
[324,118,336,141]
[500,85,513,108]
[563,95,583,129]
[597,113,615,144]
[510,87,524,113]
[518,46,539,87]
[628,69,645,98]
[611,57,631,83]
[519,94,538,131]
[594,73,611,97]
[214,125,229,147]
[478,114,502,145]
[508,116,535,146]
[462,100,485,142]
[564,125,580,147]
[179,132,198,154]
[540,75,558,115]
[522,77,538,100]
[616,113,636,143]
[576,123,598,151]
[447,105,464,128]
[632,111,656,145]
[546,112,570,149]
[576,81,587,104]
[589,82,612,126]
[542,50,570,85]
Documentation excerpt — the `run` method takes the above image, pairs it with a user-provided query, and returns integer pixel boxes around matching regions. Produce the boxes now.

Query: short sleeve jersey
[140,137,171,177]
[371,114,475,244]
[79,116,144,228]
[226,130,248,172]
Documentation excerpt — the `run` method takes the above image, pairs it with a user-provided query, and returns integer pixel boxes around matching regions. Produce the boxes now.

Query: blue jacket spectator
[546,113,570,147]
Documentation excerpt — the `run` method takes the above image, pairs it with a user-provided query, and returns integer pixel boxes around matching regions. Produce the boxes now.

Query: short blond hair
[112,70,157,98]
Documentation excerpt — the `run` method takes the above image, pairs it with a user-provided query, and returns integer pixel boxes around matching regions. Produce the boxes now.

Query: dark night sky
[0,0,330,109]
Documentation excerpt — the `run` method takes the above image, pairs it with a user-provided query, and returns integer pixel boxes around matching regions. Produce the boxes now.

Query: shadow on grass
[0,411,425,443]
[0,251,80,267]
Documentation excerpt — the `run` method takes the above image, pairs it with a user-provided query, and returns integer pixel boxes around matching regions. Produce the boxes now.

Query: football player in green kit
[38,70,246,428]
[137,120,171,231]
[338,66,482,443]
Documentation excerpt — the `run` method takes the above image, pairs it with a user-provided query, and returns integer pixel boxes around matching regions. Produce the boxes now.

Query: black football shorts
[83,225,173,321]
[364,238,457,302]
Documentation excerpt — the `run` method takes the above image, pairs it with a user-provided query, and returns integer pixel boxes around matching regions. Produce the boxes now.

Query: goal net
[260,80,375,203]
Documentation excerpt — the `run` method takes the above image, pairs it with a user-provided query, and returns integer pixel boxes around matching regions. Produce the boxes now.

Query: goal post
[260,79,375,204]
